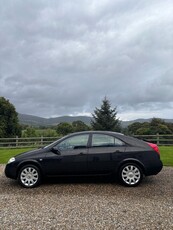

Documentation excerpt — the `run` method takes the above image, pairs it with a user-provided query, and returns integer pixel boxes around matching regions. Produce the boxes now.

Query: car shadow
[43,175,115,185]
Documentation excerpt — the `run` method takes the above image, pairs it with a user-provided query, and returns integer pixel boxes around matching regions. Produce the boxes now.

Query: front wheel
[18,165,41,188]
[119,163,143,187]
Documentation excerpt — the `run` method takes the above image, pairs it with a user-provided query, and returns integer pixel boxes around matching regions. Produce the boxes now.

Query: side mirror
[51,147,61,155]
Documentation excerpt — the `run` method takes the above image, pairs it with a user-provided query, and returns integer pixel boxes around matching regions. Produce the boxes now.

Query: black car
[5,131,163,188]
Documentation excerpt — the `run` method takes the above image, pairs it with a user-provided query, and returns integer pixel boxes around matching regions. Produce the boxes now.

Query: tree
[127,122,143,135]
[22,127,37,137]
[56,122,73,136]
[0,97,21,137]
[150,118,172,134]
[167,122,173,133]
[91,97,121,131]
[127,118,172,135]
[136,127,151,135]
[72,120,90,132]
[127,122,150,135]
[39,128,57,137]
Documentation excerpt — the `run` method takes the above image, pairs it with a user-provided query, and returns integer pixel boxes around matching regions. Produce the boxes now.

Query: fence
[134,134,173,145]
[0,136,60,149]
[0,134,173,148]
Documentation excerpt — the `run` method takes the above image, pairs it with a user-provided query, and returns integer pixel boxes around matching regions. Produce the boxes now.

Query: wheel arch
[16,160,44,178]
[117,158,146,175]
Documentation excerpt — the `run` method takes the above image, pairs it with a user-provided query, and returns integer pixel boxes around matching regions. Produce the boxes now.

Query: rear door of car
[87,133,126,174]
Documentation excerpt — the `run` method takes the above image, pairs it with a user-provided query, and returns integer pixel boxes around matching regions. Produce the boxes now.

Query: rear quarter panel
[120,145,162,175]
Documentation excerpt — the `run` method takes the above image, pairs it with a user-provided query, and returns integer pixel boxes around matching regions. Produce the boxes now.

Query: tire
[18,164,41,188]
[119,163,143,187]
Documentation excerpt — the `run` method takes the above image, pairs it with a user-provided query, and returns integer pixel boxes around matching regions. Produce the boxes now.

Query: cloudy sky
[0,0,173,120]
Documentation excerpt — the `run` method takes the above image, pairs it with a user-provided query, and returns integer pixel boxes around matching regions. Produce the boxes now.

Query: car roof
[66,130,124,137]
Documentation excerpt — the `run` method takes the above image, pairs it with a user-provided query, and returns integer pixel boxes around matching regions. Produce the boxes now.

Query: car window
[56,134,89,151]
[92,134,125,147]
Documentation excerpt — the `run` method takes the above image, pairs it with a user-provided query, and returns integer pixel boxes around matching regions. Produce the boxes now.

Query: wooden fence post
[156,133,159,145]
[41,136,43,146]
[16,136,18,147]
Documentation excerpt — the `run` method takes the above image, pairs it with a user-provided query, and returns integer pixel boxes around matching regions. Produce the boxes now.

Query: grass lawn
[0,148,35,164]
[0,146,172,166]
[159,146,173,166]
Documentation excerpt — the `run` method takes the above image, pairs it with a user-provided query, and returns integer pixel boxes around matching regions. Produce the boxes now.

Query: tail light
[148,142,160,155]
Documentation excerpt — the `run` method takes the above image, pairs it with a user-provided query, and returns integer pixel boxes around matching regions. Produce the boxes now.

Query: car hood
[14,148,46,160]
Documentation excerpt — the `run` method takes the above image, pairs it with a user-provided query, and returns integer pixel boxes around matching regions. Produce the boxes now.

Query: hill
[122,118,173,127]
[18,114,92,126]
[18,114,173,127]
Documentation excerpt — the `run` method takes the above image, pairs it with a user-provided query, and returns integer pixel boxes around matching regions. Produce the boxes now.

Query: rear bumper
[145,160,163,176]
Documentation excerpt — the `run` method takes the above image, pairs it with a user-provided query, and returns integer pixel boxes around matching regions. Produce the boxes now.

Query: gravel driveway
[0,165,173,230]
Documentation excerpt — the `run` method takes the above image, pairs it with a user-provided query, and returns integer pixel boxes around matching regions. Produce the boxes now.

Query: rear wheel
[119,163,143,187]
[18,165,41,188]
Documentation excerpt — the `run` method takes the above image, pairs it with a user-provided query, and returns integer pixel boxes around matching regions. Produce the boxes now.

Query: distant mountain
[121,118,173,128]
[18,113,92,126]
[18,113,173,127]
[121,119,153,128]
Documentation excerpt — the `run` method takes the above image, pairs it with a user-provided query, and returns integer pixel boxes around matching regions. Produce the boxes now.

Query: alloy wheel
[18,165,40,188]
[120,164,142,186]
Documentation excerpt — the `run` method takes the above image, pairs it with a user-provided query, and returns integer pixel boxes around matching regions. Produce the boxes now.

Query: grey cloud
[0,0,173,119]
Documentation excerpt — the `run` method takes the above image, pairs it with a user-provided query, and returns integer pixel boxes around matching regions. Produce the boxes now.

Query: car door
[44,134,89,176]
[87,133,126,174]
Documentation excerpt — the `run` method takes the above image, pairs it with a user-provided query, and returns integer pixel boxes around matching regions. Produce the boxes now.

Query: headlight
[8,157,15,164]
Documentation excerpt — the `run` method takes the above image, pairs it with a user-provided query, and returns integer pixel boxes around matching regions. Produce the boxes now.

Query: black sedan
[5,131,163,188]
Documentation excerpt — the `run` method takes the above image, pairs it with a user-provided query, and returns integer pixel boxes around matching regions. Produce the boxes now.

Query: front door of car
[44,134,89,176]
[87,134,126,174]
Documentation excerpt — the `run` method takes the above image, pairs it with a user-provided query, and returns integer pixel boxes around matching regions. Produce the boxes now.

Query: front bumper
[4,163,18,179]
